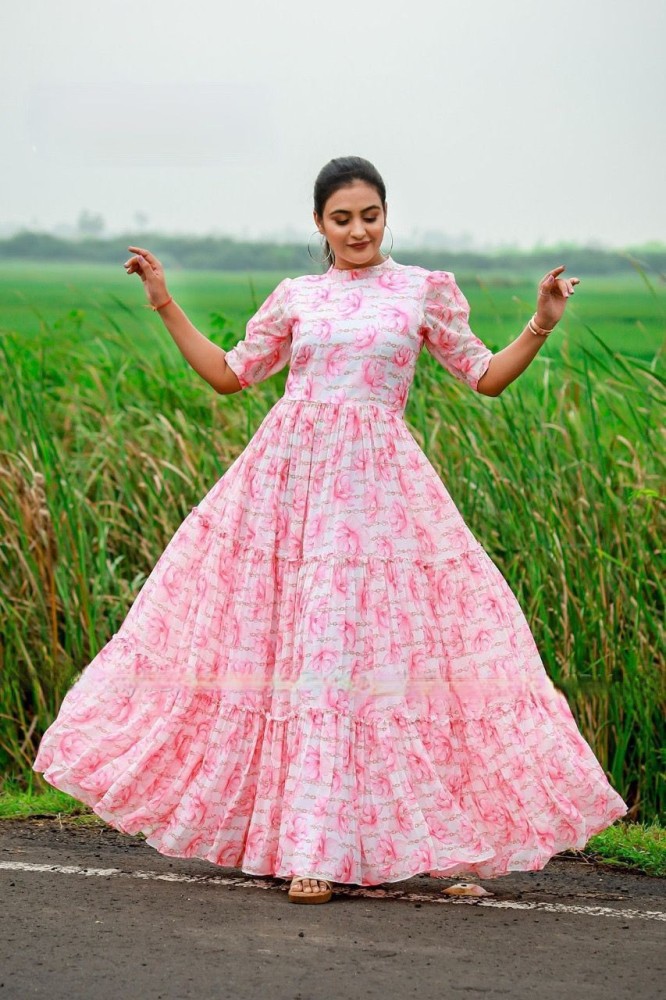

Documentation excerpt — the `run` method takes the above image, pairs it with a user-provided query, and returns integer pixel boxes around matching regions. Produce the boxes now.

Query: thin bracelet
[528,314,555,337]
[151,295,174,311]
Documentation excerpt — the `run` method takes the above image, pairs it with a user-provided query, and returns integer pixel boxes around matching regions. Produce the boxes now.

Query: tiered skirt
[33,398,627,885]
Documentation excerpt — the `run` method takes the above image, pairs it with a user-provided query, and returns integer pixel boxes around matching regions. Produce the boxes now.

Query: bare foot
[290,876,331,894]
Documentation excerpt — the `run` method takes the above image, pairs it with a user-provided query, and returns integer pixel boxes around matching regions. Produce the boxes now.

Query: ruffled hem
[33,695,628,887]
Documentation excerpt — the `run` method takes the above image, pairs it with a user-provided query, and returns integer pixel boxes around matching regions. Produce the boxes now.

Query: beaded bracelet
[528,314,555,337]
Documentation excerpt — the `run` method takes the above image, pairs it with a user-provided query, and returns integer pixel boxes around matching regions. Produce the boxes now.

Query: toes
[291,876,330,893]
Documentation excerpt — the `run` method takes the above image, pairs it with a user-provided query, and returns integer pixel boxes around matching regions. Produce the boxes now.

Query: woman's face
[314,180,388,270]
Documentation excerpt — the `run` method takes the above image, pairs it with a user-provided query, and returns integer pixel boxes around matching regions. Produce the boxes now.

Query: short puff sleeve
[224,277,293,389]
[421,271,493,392]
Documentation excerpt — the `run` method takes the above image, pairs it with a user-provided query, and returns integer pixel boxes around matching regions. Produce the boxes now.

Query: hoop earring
[307,230,334,264]
[380,224,394,257]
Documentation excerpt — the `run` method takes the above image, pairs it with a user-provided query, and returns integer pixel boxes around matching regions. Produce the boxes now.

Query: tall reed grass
[0,267,663,820]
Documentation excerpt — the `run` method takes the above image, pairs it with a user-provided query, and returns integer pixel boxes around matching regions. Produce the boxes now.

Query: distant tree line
[0,230,664,277]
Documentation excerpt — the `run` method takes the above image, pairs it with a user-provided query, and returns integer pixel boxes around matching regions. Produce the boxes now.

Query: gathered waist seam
[278,397,404,416]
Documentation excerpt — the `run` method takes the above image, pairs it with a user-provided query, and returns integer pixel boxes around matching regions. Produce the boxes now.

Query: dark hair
[313,156,387,270]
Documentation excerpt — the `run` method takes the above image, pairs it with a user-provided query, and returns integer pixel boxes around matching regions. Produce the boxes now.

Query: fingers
[127,245,161,270]
[123,255,147,276]
[540,266,581,298]
[539,265,564,288]
[123,253,157,286]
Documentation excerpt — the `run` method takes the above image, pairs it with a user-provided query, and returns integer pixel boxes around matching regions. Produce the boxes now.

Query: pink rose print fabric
[33,255,627,886]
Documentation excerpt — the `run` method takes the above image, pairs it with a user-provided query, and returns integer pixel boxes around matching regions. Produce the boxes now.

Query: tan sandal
[287,875,333,904]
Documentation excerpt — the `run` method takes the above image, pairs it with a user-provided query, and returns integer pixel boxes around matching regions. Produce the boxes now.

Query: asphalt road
[2,817,664,1000]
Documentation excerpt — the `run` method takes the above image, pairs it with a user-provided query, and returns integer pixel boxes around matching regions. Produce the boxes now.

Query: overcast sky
[1,0,664,249]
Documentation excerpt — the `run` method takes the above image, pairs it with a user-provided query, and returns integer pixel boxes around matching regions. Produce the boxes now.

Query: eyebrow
[328,204,382,217]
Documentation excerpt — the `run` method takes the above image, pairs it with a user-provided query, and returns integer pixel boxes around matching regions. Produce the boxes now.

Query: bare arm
[123,244,242,395]
[477,264,580,397]
[151,298,242,396]
[477,320,550,397]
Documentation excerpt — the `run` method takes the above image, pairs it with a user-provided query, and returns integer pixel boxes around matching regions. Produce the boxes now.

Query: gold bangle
[528,314,554,337]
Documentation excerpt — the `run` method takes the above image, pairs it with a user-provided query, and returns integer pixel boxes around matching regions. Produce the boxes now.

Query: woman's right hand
[123,245,171,309]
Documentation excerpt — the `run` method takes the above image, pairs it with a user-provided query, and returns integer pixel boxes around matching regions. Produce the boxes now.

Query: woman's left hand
[535,265,581,331]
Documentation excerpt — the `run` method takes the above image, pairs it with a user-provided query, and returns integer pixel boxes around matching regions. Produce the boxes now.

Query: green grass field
[0,260,663,368]
[1,261,664,850]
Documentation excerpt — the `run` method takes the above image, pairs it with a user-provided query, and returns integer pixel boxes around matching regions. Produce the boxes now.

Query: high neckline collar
[325,254,396,280]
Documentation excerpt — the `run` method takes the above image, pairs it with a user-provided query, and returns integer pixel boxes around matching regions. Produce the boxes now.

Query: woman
[32,156,627,905]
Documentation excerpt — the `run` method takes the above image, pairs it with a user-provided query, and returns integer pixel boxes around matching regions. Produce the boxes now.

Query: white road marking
[1,861,664,922]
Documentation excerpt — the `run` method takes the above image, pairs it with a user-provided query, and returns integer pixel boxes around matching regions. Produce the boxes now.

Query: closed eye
[336,217,378,226]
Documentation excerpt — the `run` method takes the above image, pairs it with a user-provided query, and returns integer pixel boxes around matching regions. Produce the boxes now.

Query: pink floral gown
[32,254,627,886]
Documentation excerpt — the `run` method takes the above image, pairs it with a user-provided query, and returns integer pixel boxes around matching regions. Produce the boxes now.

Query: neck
[331,254,389,271]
